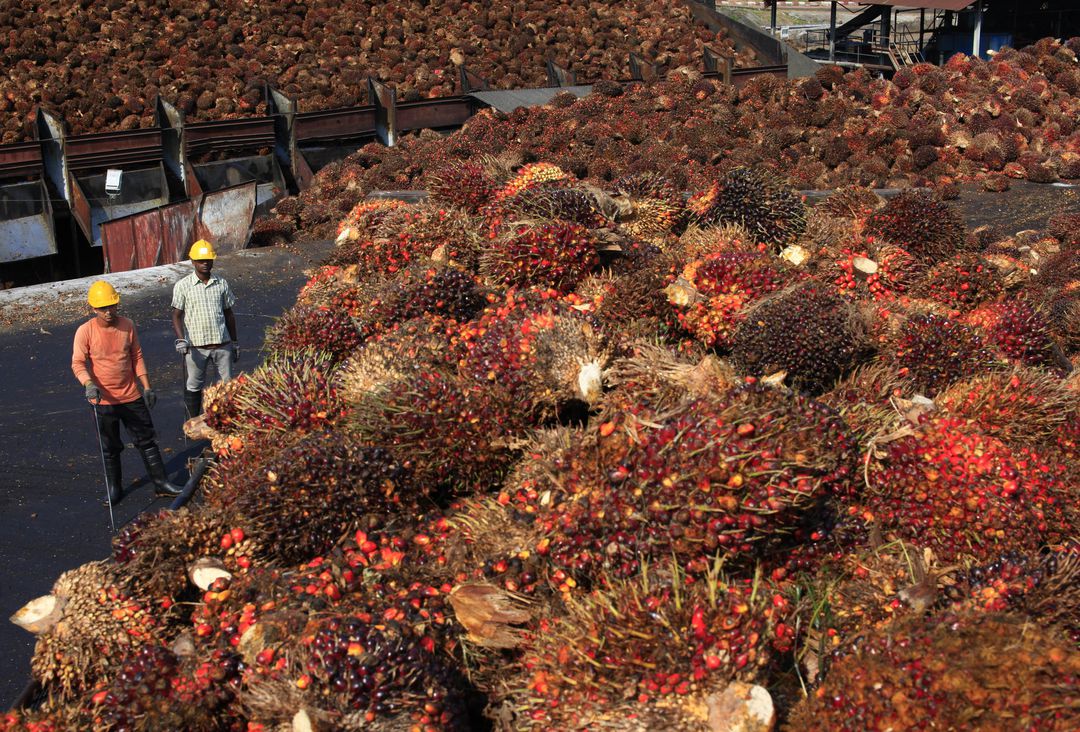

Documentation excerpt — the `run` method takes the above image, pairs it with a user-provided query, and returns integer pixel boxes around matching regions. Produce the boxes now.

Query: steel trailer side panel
[0,179,57,262]
[100,217,137,273]
[161,200,198,265]
[197,182,256,253]
[131,209,164,270]
[396,99,474,132]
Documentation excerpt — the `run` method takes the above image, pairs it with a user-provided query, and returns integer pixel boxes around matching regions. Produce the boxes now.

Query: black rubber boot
[139,444,183,496]
[183,389,203,419]
[103,454,123,504]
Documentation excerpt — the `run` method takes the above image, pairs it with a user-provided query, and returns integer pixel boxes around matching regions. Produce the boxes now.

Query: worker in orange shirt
[72,281,182,502]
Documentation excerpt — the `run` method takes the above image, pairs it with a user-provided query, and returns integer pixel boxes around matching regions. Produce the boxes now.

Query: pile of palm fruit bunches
[8,157,1080,731]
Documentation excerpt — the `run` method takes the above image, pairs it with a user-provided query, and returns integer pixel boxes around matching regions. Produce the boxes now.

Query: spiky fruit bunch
[864,417,1073,564]
[864,189,967,263]
[88,645,242,732]
[218,433,414,566]
[353,262,486,340]
[731,285,868,395]
[0,709,85,731]
[495,187,609,230]
[677,222,761,259]
[936,367,1079,446]
[111,507,257,601]
[350,367,525,490]
[817,186,885,220]
[789,611,1080,731]
[337,315,459,400]
[885,310,1000,396]
[1043,286,1080,354]
[965,298,1062,368]
[667,251,792,349]
[493,162,573,202]
[334,199,409,246]
[505,573,779,730]
[825,242,915,302]
[577,250,681,340]
[295,264,359,309]
[942,547,1080,642]
[204,350,346,438]
[613,171,687,242]
[480,221,599,293]
[264,301,363,363]
[688,167,807,247]
[248,614,470,730]
[426,160,497,213]
[818,363,907,440]
[457,289,608,415]
[512,385,857,581]
[601,346,737,418]
[29,561,163,701]
[914,253,1004,310]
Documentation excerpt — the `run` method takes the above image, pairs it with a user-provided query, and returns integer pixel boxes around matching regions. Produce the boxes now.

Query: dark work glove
[232,344,240,364]
[143,388,157,410]
[175,338,190,355]
[84,383,100,401]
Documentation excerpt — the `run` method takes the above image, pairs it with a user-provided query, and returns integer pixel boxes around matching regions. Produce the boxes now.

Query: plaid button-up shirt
[171,272,236,347]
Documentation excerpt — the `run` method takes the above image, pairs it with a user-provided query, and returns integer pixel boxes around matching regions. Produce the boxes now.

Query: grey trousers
[185,344,235,391]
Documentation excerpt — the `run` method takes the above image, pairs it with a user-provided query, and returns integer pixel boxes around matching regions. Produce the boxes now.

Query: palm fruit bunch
[203,349,346,439]
[0,708,85,731]
[823,241,916,302]
[676,222,762,260]
[665,251,793,349]
[87,644,242,732]
[913,253,1004,312]
[263,299,363,363]
[730,284,868,395]
[212,432,415,567]
[512,385,857,582]
[244,614,472,731]
[788,611,1080,731]
[353,261,486,341]
[600,345,737,417]
[863,189,967,264]
[490,162,573,204]
[1043,286,1080,355]
[499,570,781,730]
[294,264,358,308]
[494,187,610,230]
[936,367,1079,447]
[479,221,599,293]
[111,507,258,602]
[884,309,1000,396]
[940,546,1080,643]
[862,416,1074,565]
[337,314,460,400]
[456,288,608,417]
[349,366,524,491]
[576,250,682,350]
[688,168,807,249]
[816,186,885,221]
[25,561,163,701]
[818,363,907,441]
[425,160,498,214]
[964,298,1064,369]
[611,171,687,243]
[331,199,409,257]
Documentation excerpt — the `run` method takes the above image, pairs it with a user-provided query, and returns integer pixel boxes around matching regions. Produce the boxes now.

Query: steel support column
[829,2,837,62]
[973,0,983,58]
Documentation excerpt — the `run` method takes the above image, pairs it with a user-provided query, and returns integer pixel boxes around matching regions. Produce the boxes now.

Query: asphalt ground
[0,239,334,707]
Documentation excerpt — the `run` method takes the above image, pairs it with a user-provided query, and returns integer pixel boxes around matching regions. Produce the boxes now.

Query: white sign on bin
[105,169,123,196]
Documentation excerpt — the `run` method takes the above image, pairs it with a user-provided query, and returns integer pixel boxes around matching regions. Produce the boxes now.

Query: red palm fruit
[913,253,1005,311]
[353,261,486,341]
[457,289,608,416]
[964,299,1064,369]
[936,367,1078,447]
[349,367,524,490]
[864,189,967,263]
[789,611,1080,732]
[507,574,775,729]
[264,302,362,364]
[667,250,792,349]
[885,310,1000,396]
[425,160,497,213]
[818,362,907,440]
[825,241,916,302]
[480,221,599,293]
[864,416,1074,564]
[730,284,869,395]
[336,314,460,400]
[492,162,573,202]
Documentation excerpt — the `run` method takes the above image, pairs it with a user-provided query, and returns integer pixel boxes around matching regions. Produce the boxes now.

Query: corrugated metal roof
[469,86,593,114]
[859,1,975,10]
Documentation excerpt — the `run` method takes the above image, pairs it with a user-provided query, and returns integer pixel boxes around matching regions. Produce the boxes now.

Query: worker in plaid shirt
[171,239,238,419]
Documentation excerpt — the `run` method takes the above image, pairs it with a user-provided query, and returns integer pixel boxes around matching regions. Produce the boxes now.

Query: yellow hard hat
[88,280,120,308]
[188,239,217,261]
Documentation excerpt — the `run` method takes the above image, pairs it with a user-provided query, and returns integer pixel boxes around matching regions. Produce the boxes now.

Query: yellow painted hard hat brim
[188,239,217,261]
[88,281,120,308]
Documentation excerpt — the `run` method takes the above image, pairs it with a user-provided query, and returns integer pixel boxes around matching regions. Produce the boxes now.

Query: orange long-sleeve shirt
[71,316,147,405]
